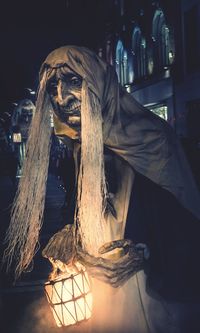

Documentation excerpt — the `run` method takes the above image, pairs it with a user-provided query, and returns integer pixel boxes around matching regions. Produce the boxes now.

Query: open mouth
[68,115,81,126]
[67,103,81,112]
[65,106,81,116]
[59,105,81,126]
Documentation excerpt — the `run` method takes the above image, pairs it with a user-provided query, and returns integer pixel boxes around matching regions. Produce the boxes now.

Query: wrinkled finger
[85,255,143,280]
[111,266,141,288]
[86,266,114,280]
[99,239,133,254]
[78,251,142,274]
[86,267,116,285]
[77,249,114,270]
[86,265,134,286]
[77,249,128,271]
[87,264,141,288]
[135,243,150,259]
[114,251,143,267]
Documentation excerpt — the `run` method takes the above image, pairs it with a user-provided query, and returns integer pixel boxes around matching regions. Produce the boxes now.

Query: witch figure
[4,46,200,333]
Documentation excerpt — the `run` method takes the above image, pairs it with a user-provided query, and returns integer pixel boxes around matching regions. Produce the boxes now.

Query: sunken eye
[70,76,82,87]
[48,81,58,96]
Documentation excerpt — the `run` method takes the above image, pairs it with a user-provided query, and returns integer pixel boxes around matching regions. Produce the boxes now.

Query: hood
[40,45,200,219]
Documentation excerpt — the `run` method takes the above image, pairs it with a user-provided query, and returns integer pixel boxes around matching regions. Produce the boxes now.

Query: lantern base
[45,263,92,328]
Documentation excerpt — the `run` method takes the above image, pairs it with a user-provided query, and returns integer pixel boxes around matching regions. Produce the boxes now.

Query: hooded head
[40,45,120,142]
[40,46,121,256]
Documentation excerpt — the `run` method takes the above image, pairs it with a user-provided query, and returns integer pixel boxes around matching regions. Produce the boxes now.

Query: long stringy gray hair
[77,80,109,256]
[3,70,52,279]
[4,68,109,278]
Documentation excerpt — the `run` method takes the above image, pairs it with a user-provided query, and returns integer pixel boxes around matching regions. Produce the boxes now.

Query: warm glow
[45,263,92,327]
[13,132,22,143]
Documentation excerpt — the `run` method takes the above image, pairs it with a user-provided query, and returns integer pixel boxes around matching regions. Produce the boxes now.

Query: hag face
[47,66,82,138]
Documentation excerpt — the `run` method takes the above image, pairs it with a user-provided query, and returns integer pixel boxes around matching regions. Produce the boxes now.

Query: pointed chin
[53,112,81,140]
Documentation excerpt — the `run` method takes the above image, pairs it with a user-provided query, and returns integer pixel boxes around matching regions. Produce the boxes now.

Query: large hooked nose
[57,80,74,107]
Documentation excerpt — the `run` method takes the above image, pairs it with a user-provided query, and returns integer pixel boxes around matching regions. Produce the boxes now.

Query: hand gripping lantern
[43,225,93,328]
[44,262,92,327]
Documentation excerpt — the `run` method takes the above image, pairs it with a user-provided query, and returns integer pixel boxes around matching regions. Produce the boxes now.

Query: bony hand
[42,224,76,266]
[77,239,149,288]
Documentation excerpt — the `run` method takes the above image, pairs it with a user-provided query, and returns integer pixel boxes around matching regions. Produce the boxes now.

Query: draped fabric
[40,46,200,332]
[40,45,200,220]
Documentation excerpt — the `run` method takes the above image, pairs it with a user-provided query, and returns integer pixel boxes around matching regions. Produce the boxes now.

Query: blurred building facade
[0,0,199,186]
[96,0,200,140]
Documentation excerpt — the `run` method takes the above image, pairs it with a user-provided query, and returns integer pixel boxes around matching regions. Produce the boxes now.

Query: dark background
[0,0,111,107]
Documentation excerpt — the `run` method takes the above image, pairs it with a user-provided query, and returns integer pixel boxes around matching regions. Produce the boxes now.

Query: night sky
[0,0,109,110]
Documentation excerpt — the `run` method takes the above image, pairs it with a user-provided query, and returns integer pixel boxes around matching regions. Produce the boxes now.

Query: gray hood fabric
[40,45,200,220]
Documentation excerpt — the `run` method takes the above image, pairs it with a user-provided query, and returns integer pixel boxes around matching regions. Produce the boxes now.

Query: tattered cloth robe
[39,46,200,333]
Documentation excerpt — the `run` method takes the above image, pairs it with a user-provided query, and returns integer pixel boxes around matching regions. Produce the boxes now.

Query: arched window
[115,39,133,86]
[115,39,124,84]
[123,49,134,85]
[140,37,147,77]
[147,47,154,75]
[131,26,147,80]
[152,9,171,71]
[122,49,129,85]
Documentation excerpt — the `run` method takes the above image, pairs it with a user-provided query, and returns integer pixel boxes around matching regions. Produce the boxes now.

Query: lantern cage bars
[45,266,92,328]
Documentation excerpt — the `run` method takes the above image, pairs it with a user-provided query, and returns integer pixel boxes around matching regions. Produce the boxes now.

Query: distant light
[164,69,170,78]
[125,84,131,93]
[169,50,174,64]
[26,88,36,95]
[4,112,11,118]
[13,133,22,143]
[13,103,18,106]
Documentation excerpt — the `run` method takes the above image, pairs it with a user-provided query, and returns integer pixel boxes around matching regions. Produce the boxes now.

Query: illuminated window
[131,27,147,80]
[12,132,22,143]
[152,9,173,71]
[140,37,147,77]
[115,40,124,84]
[122,49,129,85]
[145,103,168,121]
[115,40,133,86]
[147,48,154,75]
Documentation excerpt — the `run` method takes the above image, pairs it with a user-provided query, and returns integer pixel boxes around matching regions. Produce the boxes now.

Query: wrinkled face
[47,66,82,138]
[20,108,33,123]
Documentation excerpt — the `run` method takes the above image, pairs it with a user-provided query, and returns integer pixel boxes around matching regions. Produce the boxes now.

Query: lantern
[12,132,22,143]
[44,262,92,327]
